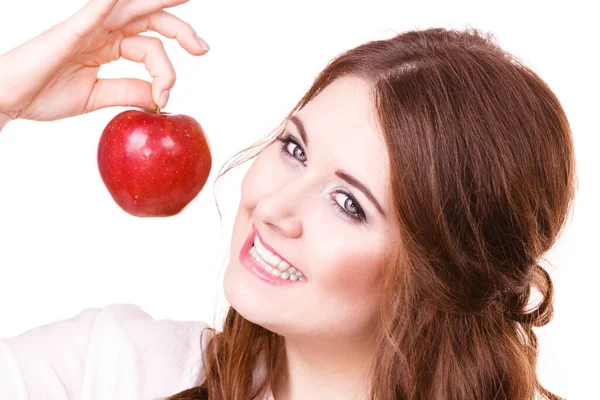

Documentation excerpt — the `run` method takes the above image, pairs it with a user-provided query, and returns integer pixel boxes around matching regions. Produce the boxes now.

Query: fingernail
[195,35,210,51]
[160,89,170,109]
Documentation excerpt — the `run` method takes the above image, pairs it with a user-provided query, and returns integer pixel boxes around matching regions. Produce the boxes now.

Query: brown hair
[167,27,577,399]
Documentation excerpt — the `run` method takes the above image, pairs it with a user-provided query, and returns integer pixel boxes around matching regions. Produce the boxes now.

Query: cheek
[321,251,384,290]
[316,244,386,314]
[240,147,287,203]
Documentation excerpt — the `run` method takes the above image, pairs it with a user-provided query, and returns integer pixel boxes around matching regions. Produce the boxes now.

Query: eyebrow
[288,115,387,218]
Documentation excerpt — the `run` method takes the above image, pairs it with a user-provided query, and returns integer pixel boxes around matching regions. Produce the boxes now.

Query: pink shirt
[0,303,275,400]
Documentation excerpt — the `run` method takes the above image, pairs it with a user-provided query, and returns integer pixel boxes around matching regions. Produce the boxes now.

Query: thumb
[66,0,120,39]
[85,78,158,113]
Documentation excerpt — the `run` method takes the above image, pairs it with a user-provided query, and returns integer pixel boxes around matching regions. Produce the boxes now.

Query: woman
[0,0,577,399]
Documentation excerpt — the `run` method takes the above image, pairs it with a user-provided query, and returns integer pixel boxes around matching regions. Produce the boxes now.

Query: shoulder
[0,303,212,400]
[83,303,212,399]
[88,302,210,346]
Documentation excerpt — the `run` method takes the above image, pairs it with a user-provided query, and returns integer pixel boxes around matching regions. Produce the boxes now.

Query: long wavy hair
[166,27,577,399]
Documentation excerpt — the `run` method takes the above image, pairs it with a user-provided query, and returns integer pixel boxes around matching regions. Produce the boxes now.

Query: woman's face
[224,76,398,342]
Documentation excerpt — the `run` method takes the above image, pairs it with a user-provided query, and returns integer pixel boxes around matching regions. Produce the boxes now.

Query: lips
[247,224,303,275]
[239,225,306,285]
[250,228,302,272]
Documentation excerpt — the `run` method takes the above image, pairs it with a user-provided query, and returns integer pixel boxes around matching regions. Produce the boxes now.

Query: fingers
[123,11,210,55]
[0,0,121,112]
[92,10,210,112]
[103,0,190,31]
[84,78,155,112]
[119,35,176,109]
[66,0,120,39]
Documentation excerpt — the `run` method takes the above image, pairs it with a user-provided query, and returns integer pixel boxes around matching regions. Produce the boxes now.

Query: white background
[0,0,598,398]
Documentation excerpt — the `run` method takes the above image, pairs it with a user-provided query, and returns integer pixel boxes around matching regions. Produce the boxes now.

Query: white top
[0,303,274,400]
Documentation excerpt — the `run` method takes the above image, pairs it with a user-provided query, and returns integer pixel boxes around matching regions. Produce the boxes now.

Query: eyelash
[276,133,367,224]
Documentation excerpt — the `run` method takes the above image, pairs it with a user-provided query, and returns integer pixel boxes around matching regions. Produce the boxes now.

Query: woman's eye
[332,192,358,214]
[278,134,306,163]
[275,133,367,224]
[329,190,366,223]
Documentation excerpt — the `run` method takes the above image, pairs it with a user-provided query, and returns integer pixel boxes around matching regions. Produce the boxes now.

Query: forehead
[301,76,381,142]
[292,76,390,212]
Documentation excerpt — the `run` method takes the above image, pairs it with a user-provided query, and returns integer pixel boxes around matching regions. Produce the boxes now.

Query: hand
[0,0,209,122]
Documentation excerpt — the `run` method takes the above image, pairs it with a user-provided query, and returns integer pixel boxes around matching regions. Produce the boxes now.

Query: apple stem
[155,105,161,115]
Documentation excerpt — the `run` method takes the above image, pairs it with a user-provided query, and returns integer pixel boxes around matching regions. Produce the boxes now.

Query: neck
[272,331,375,400]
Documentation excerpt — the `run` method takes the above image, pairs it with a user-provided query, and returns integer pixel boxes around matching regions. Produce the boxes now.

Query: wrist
[0,110,13,131]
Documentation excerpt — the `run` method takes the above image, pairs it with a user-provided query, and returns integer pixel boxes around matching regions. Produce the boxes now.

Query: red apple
[97,108,212,217]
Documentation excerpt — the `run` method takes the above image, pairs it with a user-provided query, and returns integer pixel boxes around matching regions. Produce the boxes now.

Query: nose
[253,180,304,239]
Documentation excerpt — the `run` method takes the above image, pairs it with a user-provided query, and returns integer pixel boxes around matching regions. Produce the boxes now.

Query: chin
[223,258,267,325]
[223,263,291,336]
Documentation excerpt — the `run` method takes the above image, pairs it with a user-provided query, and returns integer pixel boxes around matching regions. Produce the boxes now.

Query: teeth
[249,245,304,281]
[277,262,290,272]
[252,236,301,274]
[268,253,281,265]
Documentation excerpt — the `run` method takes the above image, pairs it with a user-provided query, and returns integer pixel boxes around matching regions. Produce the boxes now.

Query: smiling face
[224,76,398,342]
